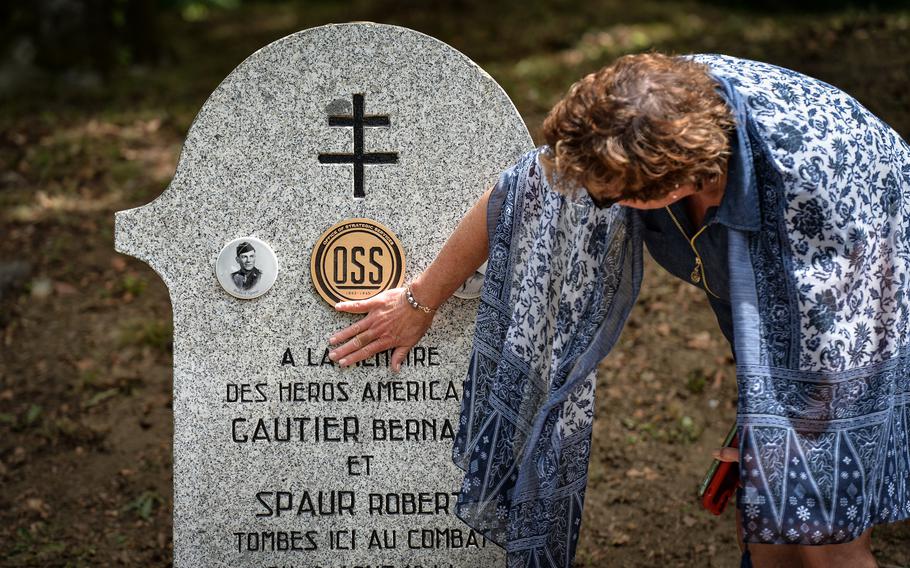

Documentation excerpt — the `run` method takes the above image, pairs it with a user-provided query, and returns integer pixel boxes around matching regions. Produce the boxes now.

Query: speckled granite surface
[115,23,532,568]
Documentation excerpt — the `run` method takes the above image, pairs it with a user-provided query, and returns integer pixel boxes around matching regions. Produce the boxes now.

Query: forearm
[409,186,493,308]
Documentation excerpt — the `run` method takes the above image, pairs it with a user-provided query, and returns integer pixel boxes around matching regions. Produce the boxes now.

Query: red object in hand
[699,430,740,516]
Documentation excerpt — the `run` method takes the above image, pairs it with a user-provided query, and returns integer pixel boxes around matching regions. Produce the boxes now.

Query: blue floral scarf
[702,54,910,546]
[452,149,642,566]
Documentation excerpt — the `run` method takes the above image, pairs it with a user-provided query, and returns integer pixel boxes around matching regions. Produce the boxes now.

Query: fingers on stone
[358,338,392,362]
[333,325,358,344]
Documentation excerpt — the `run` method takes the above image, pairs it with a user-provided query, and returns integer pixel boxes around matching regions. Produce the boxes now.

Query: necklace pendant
[691,259,702,283]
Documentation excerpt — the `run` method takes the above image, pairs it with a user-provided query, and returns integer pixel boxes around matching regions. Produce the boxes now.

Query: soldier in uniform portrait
[231,241,261,291]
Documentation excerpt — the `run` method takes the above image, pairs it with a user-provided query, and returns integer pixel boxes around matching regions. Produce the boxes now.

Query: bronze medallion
[310,218,406,305]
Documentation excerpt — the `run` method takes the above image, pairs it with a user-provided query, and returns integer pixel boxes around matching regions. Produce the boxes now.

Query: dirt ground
[2,1,910,566]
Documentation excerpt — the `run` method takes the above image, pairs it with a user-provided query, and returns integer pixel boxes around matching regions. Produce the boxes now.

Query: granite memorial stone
[115,23,533,567]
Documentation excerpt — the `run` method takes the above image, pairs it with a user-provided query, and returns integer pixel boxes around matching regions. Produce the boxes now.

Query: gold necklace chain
[664,206,720,299]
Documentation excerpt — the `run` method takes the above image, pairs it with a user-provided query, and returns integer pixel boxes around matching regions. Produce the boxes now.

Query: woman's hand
[328,287,435,372]
[326,185,493,371]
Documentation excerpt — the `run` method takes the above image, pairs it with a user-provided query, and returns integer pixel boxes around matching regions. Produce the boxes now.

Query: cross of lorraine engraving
[318,93,399,198]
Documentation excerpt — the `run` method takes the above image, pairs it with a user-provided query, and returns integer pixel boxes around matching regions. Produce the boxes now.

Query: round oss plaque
[310,218,406,305]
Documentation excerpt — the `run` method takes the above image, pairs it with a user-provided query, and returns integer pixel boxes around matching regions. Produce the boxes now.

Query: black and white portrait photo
[231,241,261,291]
[215,236,278,299]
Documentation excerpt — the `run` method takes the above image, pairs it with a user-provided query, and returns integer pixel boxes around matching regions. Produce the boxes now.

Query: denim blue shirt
[635,73,760,357]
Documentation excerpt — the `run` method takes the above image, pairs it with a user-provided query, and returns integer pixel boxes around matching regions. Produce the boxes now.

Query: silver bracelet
[405,282,435,313]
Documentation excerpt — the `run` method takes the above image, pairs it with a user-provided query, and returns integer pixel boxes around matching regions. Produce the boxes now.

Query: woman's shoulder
[687,53,806,80]
[687,53,855,99]
[688,53,906,162]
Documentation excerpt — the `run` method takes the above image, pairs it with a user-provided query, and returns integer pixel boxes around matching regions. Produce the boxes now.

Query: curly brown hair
[541,53,735,202]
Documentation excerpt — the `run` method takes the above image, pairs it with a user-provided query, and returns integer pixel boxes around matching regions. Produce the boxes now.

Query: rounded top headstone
[113,24,532,567]
[115,23,533,302]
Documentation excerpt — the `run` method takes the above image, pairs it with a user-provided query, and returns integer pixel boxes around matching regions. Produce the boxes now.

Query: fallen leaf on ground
[687,331,713,350]
[611,532,631,546]
[111,256,127,272]
[25,498,50,519]
[9,446,27,465]
[625,466,660,480]
[712,368,725,389]
[54,281,77,296]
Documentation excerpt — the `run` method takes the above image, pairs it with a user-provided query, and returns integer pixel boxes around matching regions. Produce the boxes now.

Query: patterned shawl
[452,148,642,566]
[701,54,910,546]
[453,54,910,567]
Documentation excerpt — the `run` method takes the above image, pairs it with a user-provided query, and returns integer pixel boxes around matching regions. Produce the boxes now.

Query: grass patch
[84,388,120,409]
[124,491,164,522]
[686,370,707,394]
[117,319,173,352]
[23,404,42,426]
[118,274,147,297]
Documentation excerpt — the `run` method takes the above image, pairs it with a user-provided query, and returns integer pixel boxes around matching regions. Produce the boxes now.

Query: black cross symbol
[317,93,398,198]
